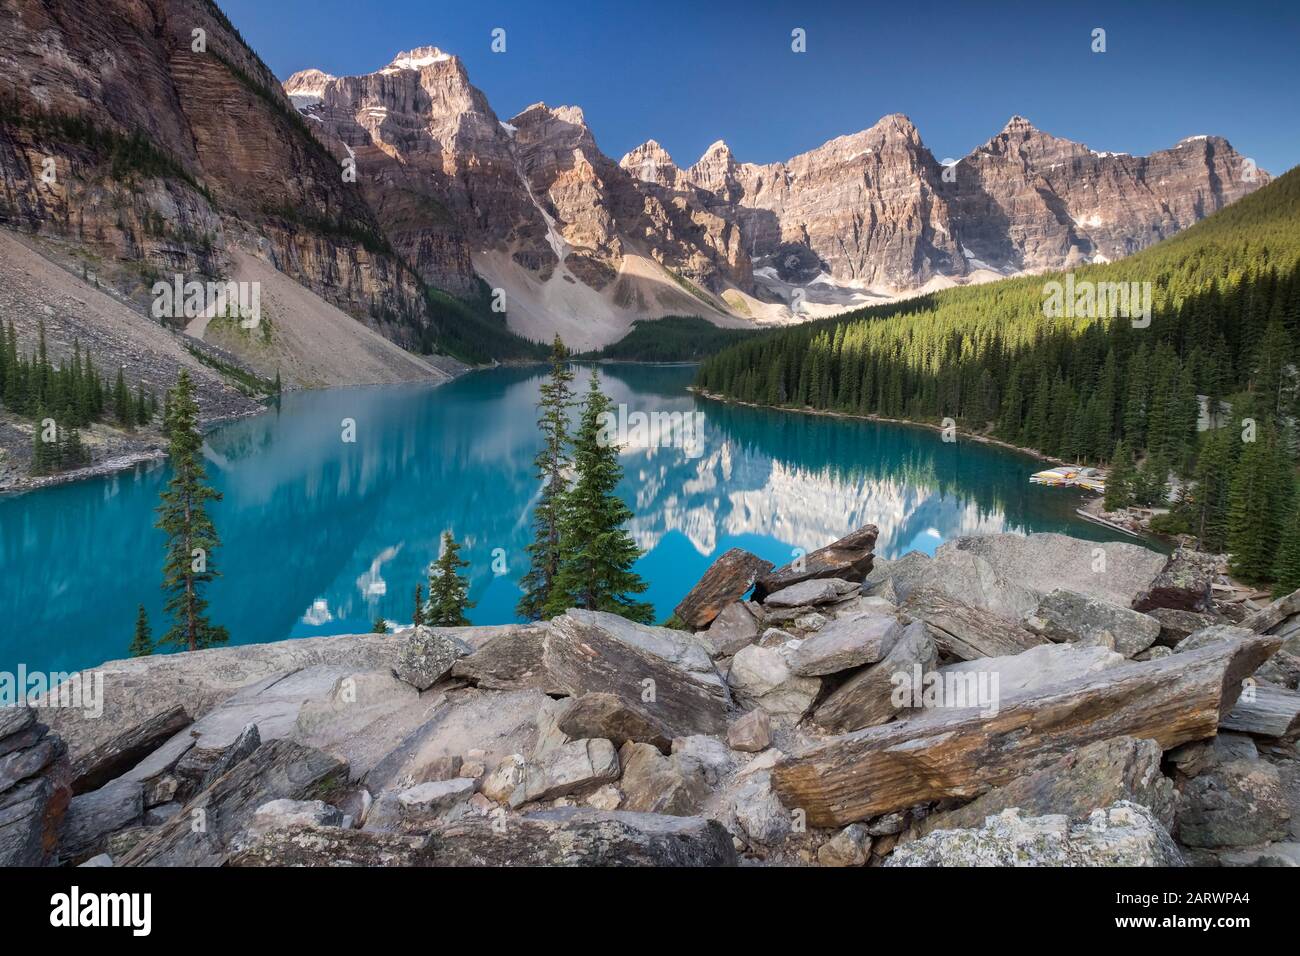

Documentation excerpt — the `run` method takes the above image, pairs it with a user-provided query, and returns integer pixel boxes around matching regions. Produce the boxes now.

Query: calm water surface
[0,363,1132,674]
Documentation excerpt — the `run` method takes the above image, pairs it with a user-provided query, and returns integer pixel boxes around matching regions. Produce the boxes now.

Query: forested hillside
[696,166,1300,587]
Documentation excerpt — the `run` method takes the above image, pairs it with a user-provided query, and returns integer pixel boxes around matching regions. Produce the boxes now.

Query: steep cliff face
[0,0,429,346]
[948,116,1268,272]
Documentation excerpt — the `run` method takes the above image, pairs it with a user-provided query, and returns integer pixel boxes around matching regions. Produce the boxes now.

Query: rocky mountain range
[0,0,1272,360]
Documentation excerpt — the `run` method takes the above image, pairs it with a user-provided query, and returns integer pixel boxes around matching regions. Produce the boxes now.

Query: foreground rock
[427,809,738,866]
[1220,684,1300,739]
[910,736,1174,840]
[1024,589,1161,658]
[812,621,936,733]
[789,612,903,677]
[393,627,472,690]
[0,707,71,867]
[119,740,348,866]
[1133,549,1217,613]
[771,636,1277,825]
[902,586,1046,660]
[753,524,878,600]
[887,803,1184,867]
[1174,758,1291,848]
[674,548,773,629]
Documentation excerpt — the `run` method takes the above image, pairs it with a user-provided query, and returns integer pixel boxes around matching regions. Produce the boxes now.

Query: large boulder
[229,826,429,866]
[902,586,1046,661]
[507,739,620,808]
[812,621,936,733]
[1024,589,1161,658]
[933,642,1127,702]
[789,613,903,677]
[59,779,144,864]
[0,707,71,867]
[68,705,191,795]
[938,533,1167,610]
[675,548,774,629]
[426,809,738,866]
[909,736,1175,840]
[1175,759,1291,848]
[1133,549,1218,613]
[393,627,472,691]
[886,802,1184,867]
[555,693,673,753]
[618,742,709,815]
[728,643,821,718]
[700,601,762,658]
[753,524,878,600]
[763,578,858,609]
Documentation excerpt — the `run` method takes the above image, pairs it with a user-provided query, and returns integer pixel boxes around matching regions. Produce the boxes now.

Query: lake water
[0,363,1132,676]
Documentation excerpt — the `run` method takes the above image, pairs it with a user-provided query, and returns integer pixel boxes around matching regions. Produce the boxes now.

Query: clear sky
[218,0,1300,175]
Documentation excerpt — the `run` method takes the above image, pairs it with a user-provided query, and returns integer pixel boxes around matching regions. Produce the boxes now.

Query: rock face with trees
[21,525,1300,868]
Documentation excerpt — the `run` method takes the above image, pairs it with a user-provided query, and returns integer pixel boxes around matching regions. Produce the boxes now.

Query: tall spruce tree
[517,336,576,620]
[545,370,654,623]
[427,531,474,626]
[129,604,153,657]
[155,369,229,651]
[1104,440,1135,512]
[1228,424,1290,583]
[412,582,425,626]
[1271,498,1300,597]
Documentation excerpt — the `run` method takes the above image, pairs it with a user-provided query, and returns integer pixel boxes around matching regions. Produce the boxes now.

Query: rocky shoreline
[5,528,1298,868]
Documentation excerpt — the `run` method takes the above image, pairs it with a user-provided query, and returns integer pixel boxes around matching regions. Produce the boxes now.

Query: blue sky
[219,0,1299,175]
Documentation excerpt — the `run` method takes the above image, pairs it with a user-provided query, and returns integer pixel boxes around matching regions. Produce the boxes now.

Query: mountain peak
[382,46,453,72]
[1002,115,1038,134]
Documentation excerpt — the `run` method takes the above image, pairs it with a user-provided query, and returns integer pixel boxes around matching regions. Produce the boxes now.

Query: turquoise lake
[0,362,1133,676]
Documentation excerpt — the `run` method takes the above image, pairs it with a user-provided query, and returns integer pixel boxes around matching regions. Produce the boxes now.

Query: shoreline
[689,387,1074,467]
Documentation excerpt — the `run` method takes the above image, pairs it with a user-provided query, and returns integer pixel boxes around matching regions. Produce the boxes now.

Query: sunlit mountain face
[0,364,1129,675]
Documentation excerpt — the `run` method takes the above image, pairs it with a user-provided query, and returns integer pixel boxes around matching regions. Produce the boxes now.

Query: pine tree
[113,367,133,430]
[1104,440,1135,512]
[517,336,576,620]
[155,369,229,651]
[1271,499,1300,597]
[1190,428,1234,552]
[129,604,153,657]
[1228,425,1289,583]
[372,616,389,634]
[427,531,474,627]
[412,582,425,627]
[545,370,654,622]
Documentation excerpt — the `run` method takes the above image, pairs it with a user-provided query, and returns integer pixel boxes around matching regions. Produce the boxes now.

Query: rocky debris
[618,743,709,815]
[1175,759,1291,848]
[428,809,738,866]
[700,601,762,658]
[812,621,936,733]
[727,710,771,753]
[817,823,872,867]
[887,802,1184,867]
[934,642,1126,701]
[414,755,463,783]
[753,525,878,600]
[789,613,903,677]
[674,549,774,629]
[728,643,821,718]
[771,636,1277,826]
[902,586,1046,660]
[393,628,473,690]
[395,779,477,826]
[119,740,348,867]
[731,771,791,846]
[0,708,71,867]
[247,799,344,838]
[447,624,555,691]
[1135,645,1173,661]
[507,739,620,808]
[671,735,734,784]
[544,611,730,737]
[764,578,859,609]
[59,779,144,865]
[909,737,1174,840]
[873,548,1040,621]
[1220,684,1300,739]
[481,755,526,805]
[1149,608,1217,647]
[229,826,430,867]
[1175,624,1256,654]
[555,693,673,753]
[1133,549,1218,613]
[1024,589,1161,658]
[197,723,262,794]
[69,705,191,795]
[1239,589,1300,688]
